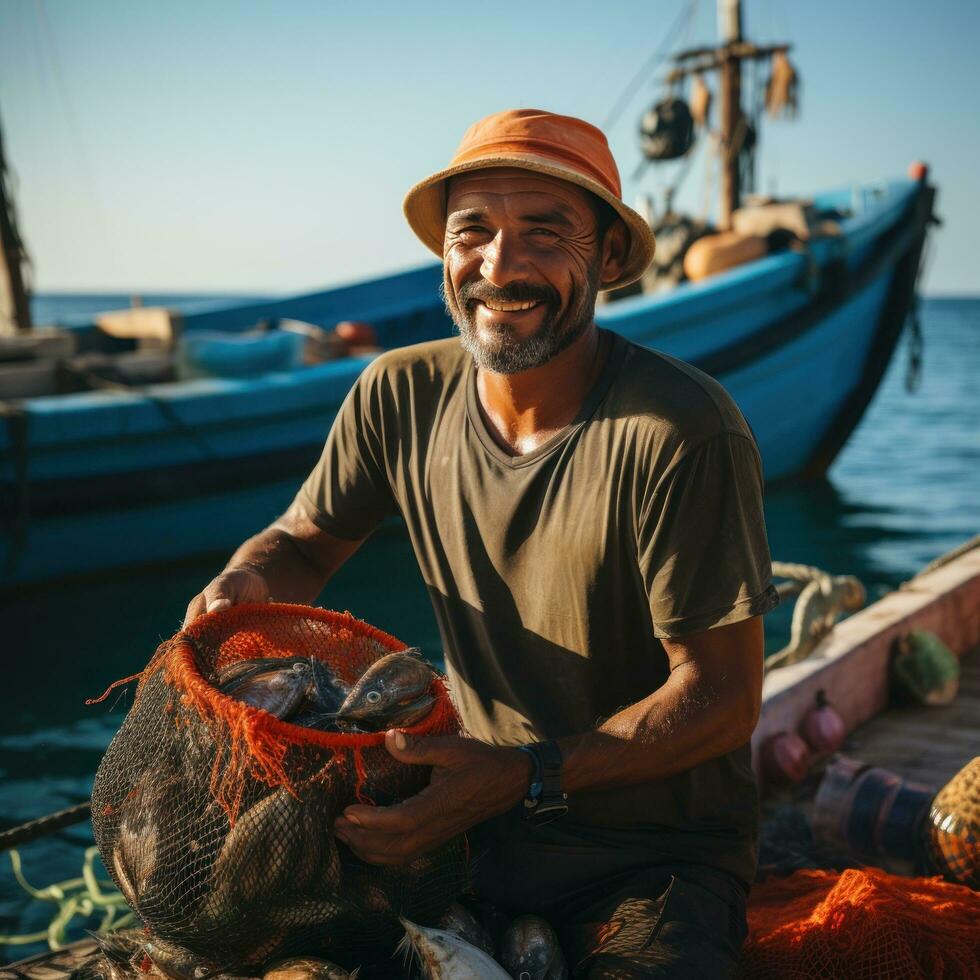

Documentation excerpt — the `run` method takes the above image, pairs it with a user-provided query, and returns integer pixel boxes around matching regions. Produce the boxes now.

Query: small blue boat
[0,175,935,587]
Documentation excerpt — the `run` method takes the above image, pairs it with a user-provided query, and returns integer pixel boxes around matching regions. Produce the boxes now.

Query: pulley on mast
[640,0,800,229]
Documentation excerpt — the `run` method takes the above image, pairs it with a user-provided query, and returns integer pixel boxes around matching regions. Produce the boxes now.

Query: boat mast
[663,1,794,230]
[718,0,743,228]
[0,116,33,334]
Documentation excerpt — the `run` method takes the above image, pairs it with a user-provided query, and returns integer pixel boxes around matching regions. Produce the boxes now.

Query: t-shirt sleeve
[637,430,780,638]
[293,366,398,540]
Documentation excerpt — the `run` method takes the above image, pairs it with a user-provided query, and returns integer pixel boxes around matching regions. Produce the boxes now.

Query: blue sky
[2,0,977,294]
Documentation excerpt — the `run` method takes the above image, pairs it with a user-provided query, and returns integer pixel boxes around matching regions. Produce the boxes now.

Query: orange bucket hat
[403,108,656,291]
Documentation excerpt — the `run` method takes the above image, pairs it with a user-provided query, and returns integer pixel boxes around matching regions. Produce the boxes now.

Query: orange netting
[739,868,980,979]
[154,603,459,820]
[90,604,468,974]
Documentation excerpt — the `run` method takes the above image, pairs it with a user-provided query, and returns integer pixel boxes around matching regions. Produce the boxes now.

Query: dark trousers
[470,812,748,978]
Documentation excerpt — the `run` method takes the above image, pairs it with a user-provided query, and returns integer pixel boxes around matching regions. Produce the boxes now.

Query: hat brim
[403,154,656,292]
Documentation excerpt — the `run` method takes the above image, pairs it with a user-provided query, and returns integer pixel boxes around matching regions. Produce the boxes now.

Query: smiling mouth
[476,300,541,313]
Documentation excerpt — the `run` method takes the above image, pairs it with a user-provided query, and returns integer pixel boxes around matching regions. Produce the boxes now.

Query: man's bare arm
[334,616,764,865]
[182,500,366,626]
[559,615,763,792]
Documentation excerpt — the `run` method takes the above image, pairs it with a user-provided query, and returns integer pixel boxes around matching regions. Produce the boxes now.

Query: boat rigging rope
[766,562,867,672]
[602,0,699,131]
[905,305,924,393]
[0,803,92,854]
[904,230,935,394]
[31,0,109,245]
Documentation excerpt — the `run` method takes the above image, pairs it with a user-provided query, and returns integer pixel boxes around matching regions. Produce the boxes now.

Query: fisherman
[184,109,779,978]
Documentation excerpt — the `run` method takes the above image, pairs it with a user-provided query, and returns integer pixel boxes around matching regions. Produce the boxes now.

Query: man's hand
[181,503,368,628]
[333,730,531,866]
[183,567,269,628]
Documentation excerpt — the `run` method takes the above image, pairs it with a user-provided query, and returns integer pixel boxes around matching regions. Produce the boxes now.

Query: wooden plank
[754,543,980,792]
[843,648,980,790]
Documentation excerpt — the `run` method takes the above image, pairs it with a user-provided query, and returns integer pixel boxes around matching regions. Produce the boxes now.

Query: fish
[288,711,342,732]
[498,916,568,980]
[88,927,145,965]
[306,657,350,714]
[215,657,311,691]
[75,928,147,980]
[142,937,240,980]
[202,787,339,923]
[112,770,186,916]
[70,954,131,980]
[214,657,350,727]
[438,903,495,959]
[111,845,139,911]
[234,895,367,970]
[333,650,437,732]
[398,918,511,979]
[262,957,359,980]
[223,662,313,717]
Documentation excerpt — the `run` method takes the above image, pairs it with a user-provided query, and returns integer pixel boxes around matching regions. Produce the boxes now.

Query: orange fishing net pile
[739,868,980,979]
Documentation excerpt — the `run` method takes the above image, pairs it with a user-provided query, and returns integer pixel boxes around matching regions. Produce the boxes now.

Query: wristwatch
[516,739,569,825]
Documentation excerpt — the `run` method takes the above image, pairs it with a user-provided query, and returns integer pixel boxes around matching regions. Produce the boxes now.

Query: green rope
[0,846,136,950]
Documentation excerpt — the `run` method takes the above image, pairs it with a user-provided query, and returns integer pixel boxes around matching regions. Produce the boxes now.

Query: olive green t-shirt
[296,330,778,886]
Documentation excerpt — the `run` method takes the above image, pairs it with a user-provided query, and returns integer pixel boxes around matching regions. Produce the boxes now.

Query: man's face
[442,168,608,374]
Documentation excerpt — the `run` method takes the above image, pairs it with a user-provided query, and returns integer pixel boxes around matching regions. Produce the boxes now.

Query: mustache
[456,280,559,309]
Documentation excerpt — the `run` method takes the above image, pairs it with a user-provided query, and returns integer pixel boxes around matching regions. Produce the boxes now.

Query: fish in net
[90,603,469,977]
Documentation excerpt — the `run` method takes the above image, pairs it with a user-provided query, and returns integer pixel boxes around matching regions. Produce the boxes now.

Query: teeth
[482,301,538,312]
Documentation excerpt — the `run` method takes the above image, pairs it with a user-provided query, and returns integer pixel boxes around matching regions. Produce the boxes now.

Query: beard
[441,263,601,375]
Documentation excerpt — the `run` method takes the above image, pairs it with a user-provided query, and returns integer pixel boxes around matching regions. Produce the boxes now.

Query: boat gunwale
[2,182,924,454]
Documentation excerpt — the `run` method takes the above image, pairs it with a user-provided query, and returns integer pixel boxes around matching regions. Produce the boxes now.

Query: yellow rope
[767,562,866,672]
[0,846,135,950]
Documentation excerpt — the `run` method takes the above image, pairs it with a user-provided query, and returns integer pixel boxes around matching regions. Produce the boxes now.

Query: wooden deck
[0,939,97,979]
[843,645,980,791]
[755,542,980,794]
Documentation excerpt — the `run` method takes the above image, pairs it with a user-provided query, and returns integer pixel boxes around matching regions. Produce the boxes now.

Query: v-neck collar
[465,329,627,469]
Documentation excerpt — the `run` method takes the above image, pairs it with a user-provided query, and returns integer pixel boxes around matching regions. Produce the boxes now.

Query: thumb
[384,730,459,766]
[203,577,236,613]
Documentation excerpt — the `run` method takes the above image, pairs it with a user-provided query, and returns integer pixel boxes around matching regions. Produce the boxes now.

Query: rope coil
[767,562,866,672]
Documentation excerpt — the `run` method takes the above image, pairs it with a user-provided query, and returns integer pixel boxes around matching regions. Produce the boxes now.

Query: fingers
[182,568,269,629]
[203,577,235,612]
[183,593,207,628]
[384,730,466,767]
[334,799,428,866]
[338,799,417,835]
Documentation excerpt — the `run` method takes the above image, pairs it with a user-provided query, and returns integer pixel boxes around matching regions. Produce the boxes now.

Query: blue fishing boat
[0,1,938,588]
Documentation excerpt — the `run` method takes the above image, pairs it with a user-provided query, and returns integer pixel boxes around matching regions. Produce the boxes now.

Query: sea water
[1,294,977,956]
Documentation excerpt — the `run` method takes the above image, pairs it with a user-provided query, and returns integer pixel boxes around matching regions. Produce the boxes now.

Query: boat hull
[1,179,935,586]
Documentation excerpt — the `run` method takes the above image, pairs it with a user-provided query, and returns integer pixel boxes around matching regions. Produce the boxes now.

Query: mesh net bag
[737,867,980,979]
[91,603,468,976]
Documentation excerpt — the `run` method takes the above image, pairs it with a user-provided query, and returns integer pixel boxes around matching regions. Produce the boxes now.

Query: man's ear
[599,218,629,286]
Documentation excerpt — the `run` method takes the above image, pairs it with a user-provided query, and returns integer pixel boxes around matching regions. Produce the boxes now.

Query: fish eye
[366,690,382,704]
[292,663,306,672]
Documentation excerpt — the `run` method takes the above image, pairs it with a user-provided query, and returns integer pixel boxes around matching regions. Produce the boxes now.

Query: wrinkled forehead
[445,166,595,216]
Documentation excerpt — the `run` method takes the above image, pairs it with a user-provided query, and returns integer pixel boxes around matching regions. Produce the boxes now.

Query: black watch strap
[517,739,568,825]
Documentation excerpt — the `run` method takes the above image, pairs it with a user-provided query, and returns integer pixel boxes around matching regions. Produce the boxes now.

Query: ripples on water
[1,296,977,956]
